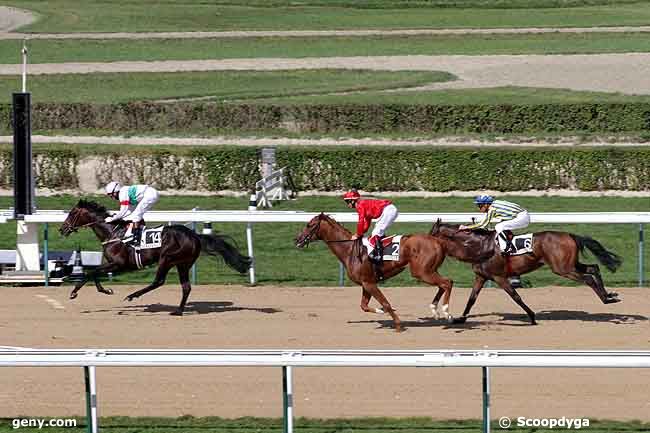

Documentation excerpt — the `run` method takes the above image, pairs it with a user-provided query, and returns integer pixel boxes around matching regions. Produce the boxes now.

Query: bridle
[60,209,97,235]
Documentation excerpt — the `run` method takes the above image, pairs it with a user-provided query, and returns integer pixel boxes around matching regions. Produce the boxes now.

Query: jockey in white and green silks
[460,195,530,254]
[104,182,160,244]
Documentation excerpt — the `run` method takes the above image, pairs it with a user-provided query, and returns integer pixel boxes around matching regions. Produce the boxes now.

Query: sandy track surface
[0,284,648,419]
[2,53,650,95]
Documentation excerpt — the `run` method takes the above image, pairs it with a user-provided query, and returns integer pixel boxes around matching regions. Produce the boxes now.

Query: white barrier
[0,348,649,433]
[2,210,648,286]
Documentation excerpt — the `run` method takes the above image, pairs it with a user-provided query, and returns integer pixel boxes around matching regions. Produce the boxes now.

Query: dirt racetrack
[0,284,648,420]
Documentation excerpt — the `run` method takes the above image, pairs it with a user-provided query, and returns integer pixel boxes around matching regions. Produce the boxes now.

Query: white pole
[283,366,293,433]
[247,194,256,285]
[21,40,27,92]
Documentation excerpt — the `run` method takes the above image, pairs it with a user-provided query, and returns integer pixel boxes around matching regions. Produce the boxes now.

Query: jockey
[104,181,160,245]
[343,189,399,261]
[460,195,530,255]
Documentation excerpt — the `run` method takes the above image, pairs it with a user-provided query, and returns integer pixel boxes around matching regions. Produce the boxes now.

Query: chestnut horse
[430,220,622,325]
[295,213,452,332]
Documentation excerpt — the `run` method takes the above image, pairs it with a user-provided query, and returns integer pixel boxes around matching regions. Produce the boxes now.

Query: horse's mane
[76,199,109,216]
[319,213,351,233]
[432,221,493,238]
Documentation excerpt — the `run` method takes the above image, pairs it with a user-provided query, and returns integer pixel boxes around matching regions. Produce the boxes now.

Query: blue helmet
[473,195,494,205]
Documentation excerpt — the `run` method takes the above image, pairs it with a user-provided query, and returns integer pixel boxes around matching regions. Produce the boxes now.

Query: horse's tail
[199,233,252,274]
[570,234,622,273]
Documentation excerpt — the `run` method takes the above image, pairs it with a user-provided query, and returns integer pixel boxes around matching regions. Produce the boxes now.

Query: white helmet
[105,181,121,195]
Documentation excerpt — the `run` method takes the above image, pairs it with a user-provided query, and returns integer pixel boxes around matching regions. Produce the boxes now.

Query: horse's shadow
[479,309,647,325]
[348,309,647,332]
[82,301,281,316]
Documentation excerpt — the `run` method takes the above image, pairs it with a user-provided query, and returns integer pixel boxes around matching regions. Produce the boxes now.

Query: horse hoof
[170,310,183,316]
[124,296,134,302]
[375,308,385,314]
[605,297,621,304]
[446,316,455,324]
[530,320,538,325]
[104,288,114,295]
[69,292,78,300]
[452,316,467,324]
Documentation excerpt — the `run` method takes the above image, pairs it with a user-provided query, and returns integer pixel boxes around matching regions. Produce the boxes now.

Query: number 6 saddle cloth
[361,235,403,261]
[496,233,534,255]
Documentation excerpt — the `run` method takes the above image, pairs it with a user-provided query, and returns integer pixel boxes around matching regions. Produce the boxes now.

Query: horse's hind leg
[124,259,171,302]
[494,276,537,325]
[562,264,621,304]
[173,264,192,316]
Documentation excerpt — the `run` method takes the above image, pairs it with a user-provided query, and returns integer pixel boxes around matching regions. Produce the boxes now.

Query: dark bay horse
[430,220,622,325]
[59,200,252,315]
[295,213,452,332]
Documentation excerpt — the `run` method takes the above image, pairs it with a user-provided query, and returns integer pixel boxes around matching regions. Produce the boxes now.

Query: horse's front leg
[453,273,487,324]
[92,262,123,295]
[360,287,384,314]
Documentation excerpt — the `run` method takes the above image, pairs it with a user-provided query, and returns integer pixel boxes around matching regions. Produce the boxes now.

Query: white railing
[1,348,649,433]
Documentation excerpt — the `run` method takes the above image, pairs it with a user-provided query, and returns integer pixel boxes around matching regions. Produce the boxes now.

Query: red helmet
[342,190,361,201]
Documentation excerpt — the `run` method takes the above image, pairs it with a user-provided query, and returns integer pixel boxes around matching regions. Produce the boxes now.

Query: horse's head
[59,200,108,237]
[295,213,327,248]
[430,219,461,238]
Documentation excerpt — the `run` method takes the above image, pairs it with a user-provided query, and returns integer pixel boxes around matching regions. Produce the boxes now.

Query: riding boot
[133,226,143,246]
[373,236,384,262]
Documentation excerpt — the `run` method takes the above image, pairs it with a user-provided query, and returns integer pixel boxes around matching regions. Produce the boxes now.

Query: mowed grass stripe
[5,0,650,32]
[4,33,650,64]
[0,70,455,104]
[0,195,646,287]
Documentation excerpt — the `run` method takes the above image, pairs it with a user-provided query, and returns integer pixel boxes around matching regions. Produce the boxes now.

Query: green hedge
[2,102,650,134]
[5,145,650,192]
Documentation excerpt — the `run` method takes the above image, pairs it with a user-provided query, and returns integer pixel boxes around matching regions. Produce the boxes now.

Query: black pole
[12,92,34,219]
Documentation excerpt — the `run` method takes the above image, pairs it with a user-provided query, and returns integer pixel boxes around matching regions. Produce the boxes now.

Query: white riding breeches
[495,211,530,235]
[371,204,399,237]
[125,188,160,223]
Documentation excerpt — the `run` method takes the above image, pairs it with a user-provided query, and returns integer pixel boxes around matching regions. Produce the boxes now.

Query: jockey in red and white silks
[342,190,399,260]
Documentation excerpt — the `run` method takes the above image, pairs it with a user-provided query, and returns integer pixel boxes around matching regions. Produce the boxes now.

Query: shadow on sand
[82,301,281,316]
[348,309,647,332]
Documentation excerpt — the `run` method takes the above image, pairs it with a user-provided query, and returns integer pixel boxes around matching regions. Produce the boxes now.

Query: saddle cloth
[362,235,403,261]
[496,233,533,255]
[136,226,164,250]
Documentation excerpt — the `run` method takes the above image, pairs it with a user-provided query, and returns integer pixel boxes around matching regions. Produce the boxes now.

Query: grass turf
[0,70,455,104]
[0,195,647,288]
[5,0,650,32]
[4,32,650,64]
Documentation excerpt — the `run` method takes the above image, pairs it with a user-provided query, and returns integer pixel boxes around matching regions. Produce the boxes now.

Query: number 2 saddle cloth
[361,235,403,261]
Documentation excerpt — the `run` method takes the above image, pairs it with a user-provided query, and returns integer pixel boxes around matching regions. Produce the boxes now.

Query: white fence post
[84,366,98,433]
[247,195,257,285]
[482,366,490,433]
[283,366,294,433]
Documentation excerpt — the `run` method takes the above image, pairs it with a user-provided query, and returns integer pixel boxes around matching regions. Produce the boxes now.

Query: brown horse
[430,220,622,325]
[59,200,251,315]
[295,213,452,332]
